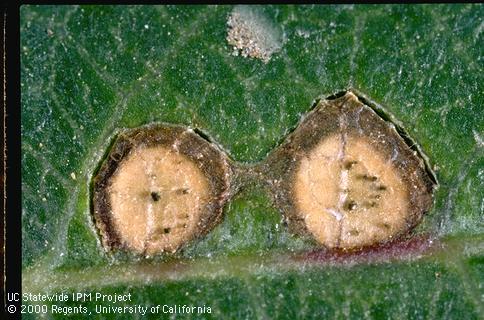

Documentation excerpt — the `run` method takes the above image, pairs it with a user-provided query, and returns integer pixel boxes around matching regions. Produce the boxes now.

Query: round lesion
[93,125,233,257]
[271,92,436,250]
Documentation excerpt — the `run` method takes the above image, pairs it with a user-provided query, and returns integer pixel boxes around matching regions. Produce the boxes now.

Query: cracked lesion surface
[108,145,210,255]
[265,91,437,250]
[294,134,409,248]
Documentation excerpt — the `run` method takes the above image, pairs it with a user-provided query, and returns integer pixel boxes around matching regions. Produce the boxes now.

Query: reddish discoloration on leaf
[293,234,439,265]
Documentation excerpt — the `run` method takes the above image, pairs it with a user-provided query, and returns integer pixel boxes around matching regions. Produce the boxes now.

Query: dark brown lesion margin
[90,124,235,255]
[259,90,438,248]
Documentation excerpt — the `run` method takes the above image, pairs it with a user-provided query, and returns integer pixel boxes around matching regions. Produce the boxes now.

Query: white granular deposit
[226,6,283,63]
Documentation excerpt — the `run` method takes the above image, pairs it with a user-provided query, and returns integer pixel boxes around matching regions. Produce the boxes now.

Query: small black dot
[163,228,171,234]
[358,174,378,181]
[176,188,189,195]
[349,229,360,236]
[364,201,378,208]
[344,160,358,170]
[344,200,358,211]
[151,192,160,202]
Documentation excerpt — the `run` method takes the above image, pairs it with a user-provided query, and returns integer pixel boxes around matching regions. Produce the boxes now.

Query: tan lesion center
[108,145,210,255]
[294,134,409,249]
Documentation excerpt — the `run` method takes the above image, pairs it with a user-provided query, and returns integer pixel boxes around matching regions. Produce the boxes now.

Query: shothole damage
[91,125,234,256]
[91,91,437,256]
[262,91,437,250]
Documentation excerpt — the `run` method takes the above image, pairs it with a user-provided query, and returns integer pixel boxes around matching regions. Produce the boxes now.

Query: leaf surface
[21,4,483,318]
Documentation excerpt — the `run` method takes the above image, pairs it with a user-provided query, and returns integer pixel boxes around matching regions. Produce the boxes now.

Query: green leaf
[21,4,483,318]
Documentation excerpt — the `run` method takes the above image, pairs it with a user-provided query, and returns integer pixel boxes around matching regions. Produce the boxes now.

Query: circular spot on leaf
[92,125,234,256]
[263,91,437,249]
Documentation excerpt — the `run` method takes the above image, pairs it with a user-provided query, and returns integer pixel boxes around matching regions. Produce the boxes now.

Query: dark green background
[21,5,483,319]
